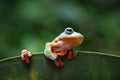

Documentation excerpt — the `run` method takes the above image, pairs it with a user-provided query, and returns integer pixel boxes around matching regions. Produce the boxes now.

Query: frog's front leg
[67,50,78,60]
[44,42,64,67]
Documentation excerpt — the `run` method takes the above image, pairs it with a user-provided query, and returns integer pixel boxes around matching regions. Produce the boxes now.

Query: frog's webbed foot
[54,56,64,67]
[67,50,78,60]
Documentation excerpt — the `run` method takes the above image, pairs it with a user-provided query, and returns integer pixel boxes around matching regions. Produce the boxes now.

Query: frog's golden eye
[64,27,73,35]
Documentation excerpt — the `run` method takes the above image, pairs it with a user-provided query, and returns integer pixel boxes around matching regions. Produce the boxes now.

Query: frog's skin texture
[21,49,32,64]
[44,27,84,67]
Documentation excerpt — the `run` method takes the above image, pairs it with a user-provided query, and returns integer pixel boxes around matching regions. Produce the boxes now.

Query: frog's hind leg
[44,42,64,67]
[67,50,78,60]
[44,42,57,60]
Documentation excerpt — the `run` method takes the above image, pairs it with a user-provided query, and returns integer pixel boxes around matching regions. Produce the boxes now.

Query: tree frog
[21,49,32,64]
[44,27,84,67]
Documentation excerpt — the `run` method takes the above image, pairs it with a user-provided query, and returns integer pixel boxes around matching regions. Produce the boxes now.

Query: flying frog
[44,27,84,67]
[21,49,32,64]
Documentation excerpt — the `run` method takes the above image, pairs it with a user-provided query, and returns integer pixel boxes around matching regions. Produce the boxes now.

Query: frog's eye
[64,27,73,35]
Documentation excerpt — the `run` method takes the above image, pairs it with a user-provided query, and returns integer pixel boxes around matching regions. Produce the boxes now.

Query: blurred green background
[0,0,120,59]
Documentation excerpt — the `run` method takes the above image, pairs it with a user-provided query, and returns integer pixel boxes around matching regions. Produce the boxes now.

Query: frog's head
[57,27,83,39]
[56,27,84,45]
[64,27,83,37]
[21,49,28,54]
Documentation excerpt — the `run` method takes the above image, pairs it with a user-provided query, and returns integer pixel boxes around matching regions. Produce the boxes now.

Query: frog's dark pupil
[67,29,72,32]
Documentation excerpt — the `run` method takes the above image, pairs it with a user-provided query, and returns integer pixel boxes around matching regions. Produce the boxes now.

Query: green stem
[0,51,120,62]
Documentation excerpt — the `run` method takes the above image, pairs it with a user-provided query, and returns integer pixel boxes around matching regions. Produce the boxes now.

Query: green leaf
[0,51,120,80]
